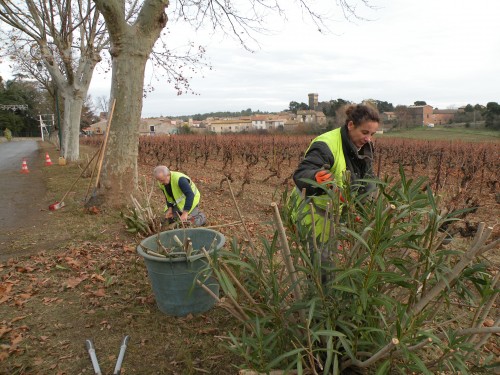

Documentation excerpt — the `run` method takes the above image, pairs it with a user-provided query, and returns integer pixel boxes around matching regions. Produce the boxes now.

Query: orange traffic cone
[20,159,29,174]
[45,153,53,166]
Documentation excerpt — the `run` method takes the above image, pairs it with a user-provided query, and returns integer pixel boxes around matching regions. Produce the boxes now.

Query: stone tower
[308,93,318,110]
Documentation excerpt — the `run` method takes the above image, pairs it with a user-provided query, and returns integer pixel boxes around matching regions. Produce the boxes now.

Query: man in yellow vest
[153,166,206,226]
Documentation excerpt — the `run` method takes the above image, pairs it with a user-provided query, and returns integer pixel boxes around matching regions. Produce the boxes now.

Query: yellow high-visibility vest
[158,171,200,213]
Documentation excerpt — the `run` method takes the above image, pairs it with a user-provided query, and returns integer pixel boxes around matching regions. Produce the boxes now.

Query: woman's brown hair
[345,104,380,127]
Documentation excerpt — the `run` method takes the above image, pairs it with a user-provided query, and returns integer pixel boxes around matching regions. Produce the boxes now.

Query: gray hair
[153,165,170,179]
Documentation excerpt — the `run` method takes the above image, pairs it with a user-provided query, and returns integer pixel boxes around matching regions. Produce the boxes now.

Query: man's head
[153,166,171,184]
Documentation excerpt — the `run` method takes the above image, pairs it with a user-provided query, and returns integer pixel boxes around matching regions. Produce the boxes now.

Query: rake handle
[94,99,116,189]
[58,148,100,204]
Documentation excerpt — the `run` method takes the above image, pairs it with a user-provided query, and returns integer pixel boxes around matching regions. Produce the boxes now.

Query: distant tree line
[176,108,273,121]
[158,99,500,132]
[0,76,49,136]
[483,102,500,130]
[287,98,395,117]
[0,75,100,137]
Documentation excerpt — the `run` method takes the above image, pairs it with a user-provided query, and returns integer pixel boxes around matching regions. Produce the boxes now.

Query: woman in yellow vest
[292,104,380,277]
[153,166,206,226]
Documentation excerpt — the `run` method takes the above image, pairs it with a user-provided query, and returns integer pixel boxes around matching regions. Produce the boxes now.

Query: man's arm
[178,177,195,213]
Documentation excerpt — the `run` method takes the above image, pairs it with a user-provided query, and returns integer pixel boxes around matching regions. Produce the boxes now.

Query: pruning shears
[85,335,130,375]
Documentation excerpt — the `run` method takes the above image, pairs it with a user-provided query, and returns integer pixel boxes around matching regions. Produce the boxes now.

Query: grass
[379,125,500,142]
[0,141,240,374]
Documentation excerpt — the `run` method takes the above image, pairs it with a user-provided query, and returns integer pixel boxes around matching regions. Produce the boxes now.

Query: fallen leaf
[10,332,23,347]
[0,326,12,339]
[10,316,26,324]
[64,276,87,289]
[34,357,44,366]
[92,288,106,297]
[91,273,105,282]
[123,245,135,253]
[65,257,81,269]
[0,283,13,304]
[483,318,494,327]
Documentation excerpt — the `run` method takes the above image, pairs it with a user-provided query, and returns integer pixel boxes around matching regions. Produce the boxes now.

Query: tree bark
[61,94,85,161]
[101,49,148,205]
[95,0,169,207]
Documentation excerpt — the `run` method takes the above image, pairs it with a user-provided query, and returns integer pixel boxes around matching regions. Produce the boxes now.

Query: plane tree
[0,0,107,160]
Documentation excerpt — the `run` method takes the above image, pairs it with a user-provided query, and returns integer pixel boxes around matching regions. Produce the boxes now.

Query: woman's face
[347,120,379,149]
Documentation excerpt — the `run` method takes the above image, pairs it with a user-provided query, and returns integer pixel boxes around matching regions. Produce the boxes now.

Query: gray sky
[2,0,499,116]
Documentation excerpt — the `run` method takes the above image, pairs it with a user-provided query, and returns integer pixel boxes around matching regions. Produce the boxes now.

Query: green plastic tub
[137,228,224,317]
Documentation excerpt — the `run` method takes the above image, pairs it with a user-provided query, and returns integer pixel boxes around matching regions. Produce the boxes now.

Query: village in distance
[85,93,493,137]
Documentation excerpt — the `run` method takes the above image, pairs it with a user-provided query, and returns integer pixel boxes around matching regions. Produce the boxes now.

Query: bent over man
[153,166,207,227]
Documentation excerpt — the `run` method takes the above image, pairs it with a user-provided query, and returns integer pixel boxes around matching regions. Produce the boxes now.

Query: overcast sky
[1,0,499,117]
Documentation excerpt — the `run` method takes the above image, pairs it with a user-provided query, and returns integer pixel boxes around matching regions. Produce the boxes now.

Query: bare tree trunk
[61,95,85,161]
[100,45,149,206]
[95,0,168,207]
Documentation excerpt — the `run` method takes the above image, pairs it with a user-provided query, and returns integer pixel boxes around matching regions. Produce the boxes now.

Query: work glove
[315,170,333,184]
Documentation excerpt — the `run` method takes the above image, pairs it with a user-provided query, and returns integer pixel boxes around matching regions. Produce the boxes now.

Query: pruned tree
[0,0,107,160]
[95,95,109,113]
[94,0,375,206]
[394,104,411,129]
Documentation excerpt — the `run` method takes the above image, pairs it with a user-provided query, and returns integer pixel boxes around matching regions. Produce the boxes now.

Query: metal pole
[55,86,62,155]
[39,115,44,141]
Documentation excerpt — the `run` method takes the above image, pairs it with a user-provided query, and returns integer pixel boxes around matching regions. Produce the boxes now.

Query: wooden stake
[271,202,306,324]
[225,177,255,252]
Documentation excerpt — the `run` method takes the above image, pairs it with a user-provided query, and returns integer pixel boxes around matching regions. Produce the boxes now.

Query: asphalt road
[0,139,46,258]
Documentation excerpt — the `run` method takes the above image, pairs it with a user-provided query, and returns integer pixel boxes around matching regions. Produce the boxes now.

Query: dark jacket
[163,177,195,212]
[293,125,375,196]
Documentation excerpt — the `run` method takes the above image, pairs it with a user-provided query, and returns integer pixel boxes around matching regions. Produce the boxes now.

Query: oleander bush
[202,168,499,374]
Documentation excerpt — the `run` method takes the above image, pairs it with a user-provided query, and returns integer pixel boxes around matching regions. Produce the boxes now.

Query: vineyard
[80,133,500,241]
[83,133,498,208]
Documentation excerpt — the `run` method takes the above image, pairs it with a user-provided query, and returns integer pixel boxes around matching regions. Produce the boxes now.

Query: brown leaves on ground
[0,236,239,374]
[0,242,136,368]
[0,317,28,362]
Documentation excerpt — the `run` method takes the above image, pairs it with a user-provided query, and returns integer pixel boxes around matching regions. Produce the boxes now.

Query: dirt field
[0,139,498,374]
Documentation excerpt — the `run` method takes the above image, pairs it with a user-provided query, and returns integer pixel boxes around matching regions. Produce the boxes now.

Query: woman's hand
[315,170,332,183]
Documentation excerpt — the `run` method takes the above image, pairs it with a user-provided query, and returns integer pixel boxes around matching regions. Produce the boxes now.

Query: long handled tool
[85,340,102,375]
[85,336,129,375]
[85,99,116,204]
[113,335,130,375]
[48,148,100,211]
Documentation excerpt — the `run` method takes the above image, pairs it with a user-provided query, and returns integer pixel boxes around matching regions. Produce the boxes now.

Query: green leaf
[330,285,358,294]
[375,359,391,375]
[333,268,365,283]
[408,352,433,374]
[267,348,305,369]
[215,269,238,299]
[339,336,355,360]
[315,330,346,338]
[307,298,317,327]
[359,288,368,310]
